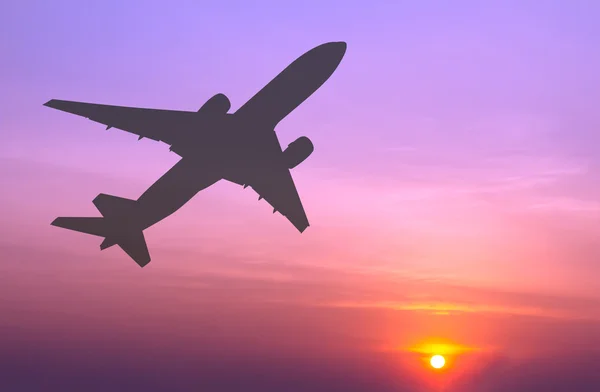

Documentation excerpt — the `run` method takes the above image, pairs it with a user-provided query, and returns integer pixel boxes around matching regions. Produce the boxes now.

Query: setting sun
[430,354,445,369]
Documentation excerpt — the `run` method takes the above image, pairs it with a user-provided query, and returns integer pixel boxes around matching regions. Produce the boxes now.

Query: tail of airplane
[51,194,151,267]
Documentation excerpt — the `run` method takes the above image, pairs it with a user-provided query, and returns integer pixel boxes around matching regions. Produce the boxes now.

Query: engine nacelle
[282,136,314,169]
[198,93,231,114]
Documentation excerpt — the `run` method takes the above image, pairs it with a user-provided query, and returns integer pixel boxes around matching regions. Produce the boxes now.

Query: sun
[430,354,445,369]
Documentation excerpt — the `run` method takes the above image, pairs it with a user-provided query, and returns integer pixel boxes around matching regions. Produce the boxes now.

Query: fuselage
[134,159,221,229]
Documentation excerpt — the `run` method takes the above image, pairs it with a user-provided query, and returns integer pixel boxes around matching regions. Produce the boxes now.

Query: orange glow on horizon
[402,340,483,374]
[407,341,479,356]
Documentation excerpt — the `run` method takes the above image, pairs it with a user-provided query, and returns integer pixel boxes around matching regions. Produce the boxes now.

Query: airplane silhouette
[44,41,347,267]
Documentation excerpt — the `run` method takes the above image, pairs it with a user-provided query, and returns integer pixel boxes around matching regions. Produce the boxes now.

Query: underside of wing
[44,99,197,146]
[225,166,309,233]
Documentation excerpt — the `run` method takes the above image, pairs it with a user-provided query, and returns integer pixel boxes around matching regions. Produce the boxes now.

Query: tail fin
[51,194,151,267]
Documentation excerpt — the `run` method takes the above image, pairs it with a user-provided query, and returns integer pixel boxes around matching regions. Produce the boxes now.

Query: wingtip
[44,99,59,108]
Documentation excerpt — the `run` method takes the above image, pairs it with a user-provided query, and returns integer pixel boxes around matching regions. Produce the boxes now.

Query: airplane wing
[225,166,309,233]
[44,99,197,146]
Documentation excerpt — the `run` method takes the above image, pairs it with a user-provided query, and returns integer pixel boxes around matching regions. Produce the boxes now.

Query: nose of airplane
[334,41,347,55]
[326,41,347,57]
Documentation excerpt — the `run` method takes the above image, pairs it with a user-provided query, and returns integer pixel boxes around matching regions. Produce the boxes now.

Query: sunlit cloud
[405,341,481,356]
[320,300,572,319]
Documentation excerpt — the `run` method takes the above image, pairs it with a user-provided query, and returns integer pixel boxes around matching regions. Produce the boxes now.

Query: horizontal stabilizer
[52,217,108,237]
[51,214,151,267]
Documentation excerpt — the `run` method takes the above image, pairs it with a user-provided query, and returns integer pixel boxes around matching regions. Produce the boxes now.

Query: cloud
[0,343,429,392]
[448,351,600,392]
[527,197,600,213]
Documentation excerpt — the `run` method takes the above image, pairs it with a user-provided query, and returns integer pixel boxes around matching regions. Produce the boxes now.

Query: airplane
[44,41,347,267]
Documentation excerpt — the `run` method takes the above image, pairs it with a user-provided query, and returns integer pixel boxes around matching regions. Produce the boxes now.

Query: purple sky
[2,0,600,390]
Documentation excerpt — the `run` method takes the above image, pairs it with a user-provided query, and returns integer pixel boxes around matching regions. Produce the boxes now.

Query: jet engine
[198,93,231,114]
[282,136,314,169]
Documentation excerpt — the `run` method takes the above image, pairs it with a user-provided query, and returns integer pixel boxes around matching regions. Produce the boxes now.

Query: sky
[2,0,600,390]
